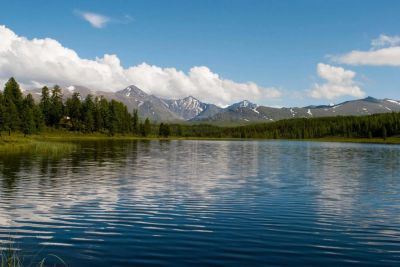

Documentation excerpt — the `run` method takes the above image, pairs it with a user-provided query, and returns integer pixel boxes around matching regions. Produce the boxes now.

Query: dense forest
[0,77,399,140]
[169,112,398,140]
[0,78,151,136]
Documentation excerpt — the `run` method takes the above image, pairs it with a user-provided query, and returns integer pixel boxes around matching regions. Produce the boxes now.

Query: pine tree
[159,123,165,137]
[83,95,95,132]
[3,100,19,135]
[40,86,51,125]
[176,124,183,136]
[49,85,64,126]
[96,96,110,132]
[3,78,23,134]
[65,92,82,131]
[33,105,44,132]
[0,92,4,135]
[21,105,35,136]
[159,123,170,137]
[3,77,23,112]
[20,94,39,136]
[382,126,387,140]
[132,109,139,135]
[142,118,151,137]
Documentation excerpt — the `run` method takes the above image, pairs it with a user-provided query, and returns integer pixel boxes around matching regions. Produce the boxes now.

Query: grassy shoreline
[0,134,78,155]
[40,131,400,144]
[7,132,400,143]
[0,132,399,155]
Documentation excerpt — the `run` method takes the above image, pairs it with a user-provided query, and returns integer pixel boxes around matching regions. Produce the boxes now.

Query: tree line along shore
[0,77,400,144]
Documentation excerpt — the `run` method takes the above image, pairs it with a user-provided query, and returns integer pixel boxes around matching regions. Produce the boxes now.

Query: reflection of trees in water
[0,154,35,195]
[0,141,141,235]
[0,141,139,196]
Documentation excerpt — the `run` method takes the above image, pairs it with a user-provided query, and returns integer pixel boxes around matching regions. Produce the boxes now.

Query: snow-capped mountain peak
[121,85,148,98]
[164,96,209,120]
[229,100,258,110]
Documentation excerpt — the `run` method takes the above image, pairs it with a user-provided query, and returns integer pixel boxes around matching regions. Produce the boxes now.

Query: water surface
[0,140,399,266]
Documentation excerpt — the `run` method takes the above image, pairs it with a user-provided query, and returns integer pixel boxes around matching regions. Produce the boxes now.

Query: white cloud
[309,63,365,100]
[76,11,110,28]
[371,34,400,48]
[334,34,400,66]
[0,25,280,106]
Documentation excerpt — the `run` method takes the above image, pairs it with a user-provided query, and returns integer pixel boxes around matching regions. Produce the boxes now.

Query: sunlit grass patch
[0,134,77,156]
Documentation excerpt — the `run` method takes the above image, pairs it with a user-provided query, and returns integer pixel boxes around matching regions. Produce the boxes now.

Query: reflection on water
[0,140,400,266]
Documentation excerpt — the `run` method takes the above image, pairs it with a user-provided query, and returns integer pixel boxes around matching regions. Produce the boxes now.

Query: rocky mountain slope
[163,96,221,120]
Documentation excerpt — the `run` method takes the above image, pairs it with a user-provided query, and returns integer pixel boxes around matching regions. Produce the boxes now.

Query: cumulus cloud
[76,11,110,28]
[0,25,280,106]
[334,34,400,66]
[308,63,365,100]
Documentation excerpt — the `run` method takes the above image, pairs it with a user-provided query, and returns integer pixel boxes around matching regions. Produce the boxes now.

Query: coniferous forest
[0,77,151,137]
[1,77,399,140]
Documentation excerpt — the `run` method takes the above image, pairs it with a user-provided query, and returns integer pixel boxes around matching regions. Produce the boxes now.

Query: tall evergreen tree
[33,104,44,132]
[49,85,64,126]
[3,77,23,112]
[159,123,170,137]
[382,126,387,140]
[95,96,110,132]
[0,92,4,135]
[83,95,95,132]
[132,109,139,135]
[65,92,82,131]
[3,78,23,134]
[142,118,151,137]
[21,100,35,137]
[40,86,51,125]
[3,100,19,135]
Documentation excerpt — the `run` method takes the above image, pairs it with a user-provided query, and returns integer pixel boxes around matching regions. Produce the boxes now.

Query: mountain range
[26,85,400,123]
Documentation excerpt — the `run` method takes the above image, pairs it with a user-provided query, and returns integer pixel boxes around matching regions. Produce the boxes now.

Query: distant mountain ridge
[26,85,400,123]
[193,97,400,123]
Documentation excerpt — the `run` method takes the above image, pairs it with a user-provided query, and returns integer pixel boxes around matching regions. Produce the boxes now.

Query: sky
[0,0,399,107]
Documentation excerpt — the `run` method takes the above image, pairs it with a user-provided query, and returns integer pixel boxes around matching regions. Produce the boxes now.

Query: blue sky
[0,0,399,107]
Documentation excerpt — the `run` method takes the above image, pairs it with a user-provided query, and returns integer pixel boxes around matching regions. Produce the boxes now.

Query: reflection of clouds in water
[122,141,261,209]
[306,143,400,233]
[308,144,364,215]
[0,141,262,243]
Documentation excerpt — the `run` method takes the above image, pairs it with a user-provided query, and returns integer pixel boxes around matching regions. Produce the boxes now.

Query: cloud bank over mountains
[0,25,280,106]
[1,23,397,105]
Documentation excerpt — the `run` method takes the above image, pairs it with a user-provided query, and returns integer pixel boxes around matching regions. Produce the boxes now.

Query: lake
[0,140,399,266]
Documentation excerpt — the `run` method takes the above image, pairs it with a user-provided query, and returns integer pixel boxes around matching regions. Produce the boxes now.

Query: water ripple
[0,140,399,266]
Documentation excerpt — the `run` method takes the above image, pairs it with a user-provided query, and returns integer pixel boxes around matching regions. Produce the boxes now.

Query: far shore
[0,132,399,156]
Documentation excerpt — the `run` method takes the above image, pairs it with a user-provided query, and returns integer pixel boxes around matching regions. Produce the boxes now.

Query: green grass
[38,132,400,145]
[302,136,400,144]
[0,134,77,156]
[1,247,22,267]
[1,246,66,267]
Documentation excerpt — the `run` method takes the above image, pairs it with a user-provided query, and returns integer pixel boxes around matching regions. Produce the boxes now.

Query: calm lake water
[0,140,399,266]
